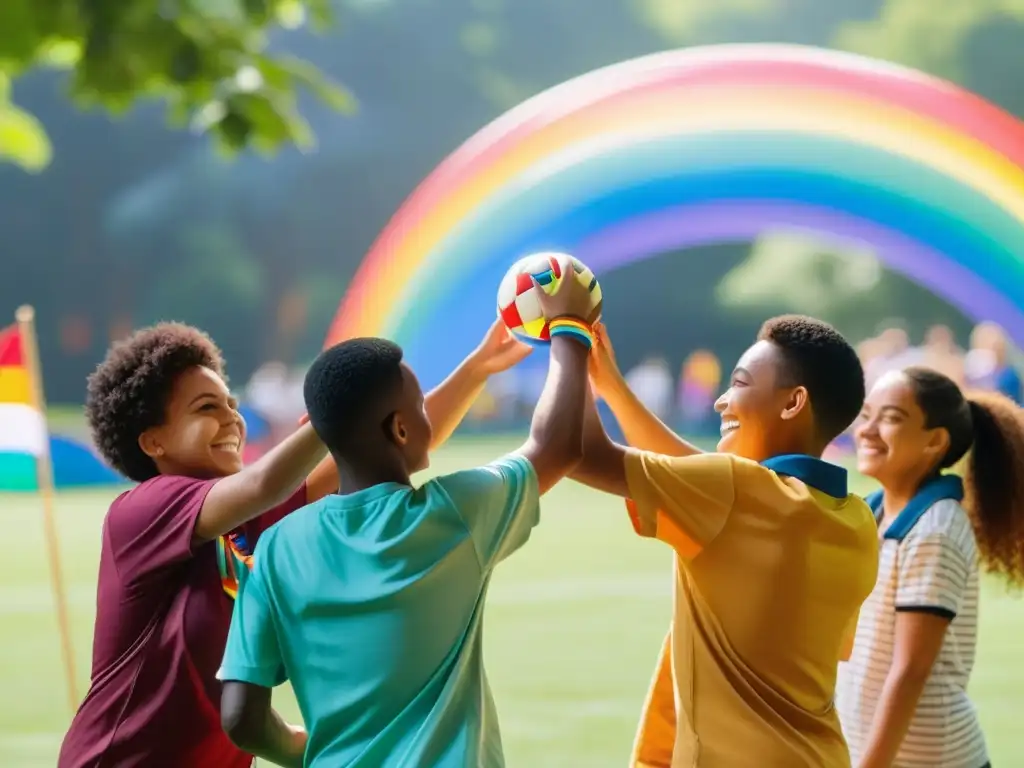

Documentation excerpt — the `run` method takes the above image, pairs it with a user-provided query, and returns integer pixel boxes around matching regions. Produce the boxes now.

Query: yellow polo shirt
[624,451,878,768]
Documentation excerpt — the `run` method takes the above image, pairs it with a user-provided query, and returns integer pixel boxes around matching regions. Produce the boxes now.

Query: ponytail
[963,393,1024,587]
[903,366,1024,587]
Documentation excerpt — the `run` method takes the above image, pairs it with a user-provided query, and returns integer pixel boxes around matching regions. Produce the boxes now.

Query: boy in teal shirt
[218,268,595,767]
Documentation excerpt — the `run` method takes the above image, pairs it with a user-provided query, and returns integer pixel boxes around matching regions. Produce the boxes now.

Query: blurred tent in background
[0,435,120,492]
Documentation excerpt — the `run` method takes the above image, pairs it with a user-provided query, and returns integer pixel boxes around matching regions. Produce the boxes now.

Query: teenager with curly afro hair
[569,315,878,766]
[837,365,1024,768]
[59,319,533,768]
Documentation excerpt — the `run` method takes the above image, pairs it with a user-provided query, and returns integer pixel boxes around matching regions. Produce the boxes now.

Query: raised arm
[194,423,326,543]
[425,319,532,449]
[570,386,630,497]
[515,257,598,495]
[517,336,590,494]
[302,320,531,502]
[574,388,736,560]
[590,324,703,458]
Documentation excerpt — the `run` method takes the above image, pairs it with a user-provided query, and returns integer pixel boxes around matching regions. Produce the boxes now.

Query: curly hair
[304,338,404,455]
[904,367,1024,587]
[757,315,865,442]
[85,323,226,482]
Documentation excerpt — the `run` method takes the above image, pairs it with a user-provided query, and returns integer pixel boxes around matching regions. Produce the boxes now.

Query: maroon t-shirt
[58,475,307,768]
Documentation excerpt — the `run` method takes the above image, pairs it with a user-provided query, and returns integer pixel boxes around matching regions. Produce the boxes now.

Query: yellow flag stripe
[0,366,31,405]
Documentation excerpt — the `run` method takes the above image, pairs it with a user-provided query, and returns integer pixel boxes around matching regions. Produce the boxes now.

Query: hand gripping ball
[496,252,603,344]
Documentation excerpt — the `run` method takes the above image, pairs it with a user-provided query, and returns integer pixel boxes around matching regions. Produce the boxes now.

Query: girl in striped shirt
[836,366,1024,768]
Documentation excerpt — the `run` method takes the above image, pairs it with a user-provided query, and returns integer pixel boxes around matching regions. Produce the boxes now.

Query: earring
[156,448,164,457]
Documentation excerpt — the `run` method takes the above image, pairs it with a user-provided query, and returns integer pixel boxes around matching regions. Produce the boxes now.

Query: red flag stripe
[0,325,23,367]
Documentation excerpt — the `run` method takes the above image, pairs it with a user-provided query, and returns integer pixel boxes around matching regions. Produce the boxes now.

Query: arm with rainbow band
[588,323,703,458]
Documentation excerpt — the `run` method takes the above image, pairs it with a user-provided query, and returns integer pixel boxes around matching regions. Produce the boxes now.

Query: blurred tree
[0,0,352,170]
[634,0,884,47]
[0,73,51,170]
[836,1,1024,116]
[140,224,268,376]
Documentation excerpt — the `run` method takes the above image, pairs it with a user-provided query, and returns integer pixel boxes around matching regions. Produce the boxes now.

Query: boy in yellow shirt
[574,316,879,767]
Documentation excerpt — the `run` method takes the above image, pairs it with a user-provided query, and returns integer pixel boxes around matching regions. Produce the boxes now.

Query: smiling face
[714,340,810,461]
[854,371,949,487]
[139,366,247,479]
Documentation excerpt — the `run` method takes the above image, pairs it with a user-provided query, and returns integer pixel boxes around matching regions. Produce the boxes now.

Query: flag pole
[16,305,79,712]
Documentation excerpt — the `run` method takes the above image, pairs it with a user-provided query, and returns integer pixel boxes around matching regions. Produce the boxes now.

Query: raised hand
[589,322,625,396]
[533,255,596,323]
[470,319,533,375]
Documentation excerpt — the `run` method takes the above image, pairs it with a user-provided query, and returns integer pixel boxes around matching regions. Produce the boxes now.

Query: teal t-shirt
[217,454,540,767]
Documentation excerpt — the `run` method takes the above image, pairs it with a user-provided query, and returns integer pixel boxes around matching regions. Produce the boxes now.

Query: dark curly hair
[903,367,1024,587]
[758,315,865,442]
[85,323,226,482]
[304,338,404,455]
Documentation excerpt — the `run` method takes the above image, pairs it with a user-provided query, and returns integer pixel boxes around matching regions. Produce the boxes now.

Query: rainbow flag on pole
[0,323,48,491]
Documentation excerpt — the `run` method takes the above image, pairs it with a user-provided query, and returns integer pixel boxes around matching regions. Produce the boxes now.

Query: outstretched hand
[589,322,624,396]
[471,319,533,375]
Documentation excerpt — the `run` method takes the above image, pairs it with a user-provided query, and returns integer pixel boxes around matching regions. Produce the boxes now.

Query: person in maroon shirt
[58,320,530,768]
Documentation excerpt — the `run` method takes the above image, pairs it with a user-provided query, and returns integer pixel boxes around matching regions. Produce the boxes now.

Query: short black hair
[757,315,865,441]
[304,338,405,454]
[86,323,225,482]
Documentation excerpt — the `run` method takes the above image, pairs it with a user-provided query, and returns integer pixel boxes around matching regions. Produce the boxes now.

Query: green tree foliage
[634,0,884,47]
[0,0,352,170]
[0,73,51,170]
[836,0,1024,115]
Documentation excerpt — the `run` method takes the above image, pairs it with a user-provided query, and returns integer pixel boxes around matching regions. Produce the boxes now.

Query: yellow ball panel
[521,317,547,339]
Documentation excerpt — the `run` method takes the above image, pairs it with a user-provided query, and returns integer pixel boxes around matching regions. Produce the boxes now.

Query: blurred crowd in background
[243,320,1022,450]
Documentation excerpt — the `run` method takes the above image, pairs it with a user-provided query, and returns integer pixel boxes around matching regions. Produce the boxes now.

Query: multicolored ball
[496,252,603,344]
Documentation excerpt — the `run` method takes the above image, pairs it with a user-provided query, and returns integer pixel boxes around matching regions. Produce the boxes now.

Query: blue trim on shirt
[760,454,848,498]
[865,474,965,542]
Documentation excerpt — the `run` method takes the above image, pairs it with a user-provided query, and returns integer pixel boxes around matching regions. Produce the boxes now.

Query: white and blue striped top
[836,475,988,768]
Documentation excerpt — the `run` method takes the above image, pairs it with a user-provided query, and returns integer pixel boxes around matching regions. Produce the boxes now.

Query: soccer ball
[496,252,603,344]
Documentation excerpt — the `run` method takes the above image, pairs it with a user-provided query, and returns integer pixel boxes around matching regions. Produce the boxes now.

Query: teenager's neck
[334,456,411,495]
[880,462,942,524]
[880,474,931,522]
[763,437,829,461]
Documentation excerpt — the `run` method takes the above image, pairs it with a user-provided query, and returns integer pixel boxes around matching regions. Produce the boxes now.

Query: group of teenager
[57,255,1024,767]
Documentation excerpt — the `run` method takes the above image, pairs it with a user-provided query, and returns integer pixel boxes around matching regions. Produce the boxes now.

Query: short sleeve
[106,475,216,581]
[895,534,969,619]
[624,451,736,559]
[436,454,541,570]
[217,563,287,688]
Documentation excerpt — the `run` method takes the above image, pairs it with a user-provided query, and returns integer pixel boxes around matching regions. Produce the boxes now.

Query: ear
[138,429,165,459]
[780,386,810,421]
[389,412,409,446]
[924,426,951,462]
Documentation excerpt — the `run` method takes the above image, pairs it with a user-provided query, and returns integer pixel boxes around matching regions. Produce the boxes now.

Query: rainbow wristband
[548,316,594,350]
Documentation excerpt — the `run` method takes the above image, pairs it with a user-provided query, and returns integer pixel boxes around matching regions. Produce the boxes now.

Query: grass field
[2,437,1022,766]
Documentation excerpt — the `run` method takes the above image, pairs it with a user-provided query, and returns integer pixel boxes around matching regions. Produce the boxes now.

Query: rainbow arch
[327,44,1024,388]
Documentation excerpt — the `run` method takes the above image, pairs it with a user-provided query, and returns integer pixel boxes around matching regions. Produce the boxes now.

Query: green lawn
[2,437,1022,766]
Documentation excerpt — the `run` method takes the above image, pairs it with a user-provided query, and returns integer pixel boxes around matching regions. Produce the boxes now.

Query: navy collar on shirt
[864,474,965,542]
[760,454,848,498]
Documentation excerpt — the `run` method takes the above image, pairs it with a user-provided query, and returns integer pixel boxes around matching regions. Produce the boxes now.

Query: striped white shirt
[836,485,988,768]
